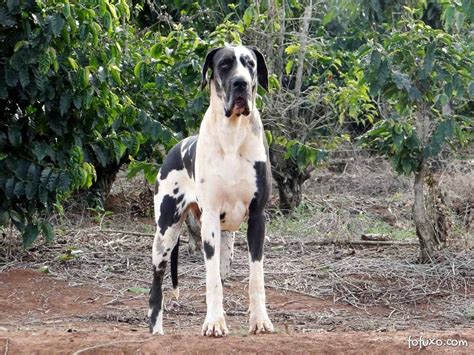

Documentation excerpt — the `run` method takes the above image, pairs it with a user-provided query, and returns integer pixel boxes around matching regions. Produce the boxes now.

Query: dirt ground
[1,269,472,354]
[1,156,473,354]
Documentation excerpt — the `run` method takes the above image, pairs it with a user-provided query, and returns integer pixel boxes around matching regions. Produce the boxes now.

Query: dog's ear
[201,47,221,90]
[250,47,269,91]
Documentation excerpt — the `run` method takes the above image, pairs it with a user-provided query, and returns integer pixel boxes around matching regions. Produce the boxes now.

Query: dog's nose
[232,78,248,90]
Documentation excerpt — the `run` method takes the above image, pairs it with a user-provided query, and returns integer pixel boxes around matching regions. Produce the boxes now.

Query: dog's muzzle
[225,78,251,117]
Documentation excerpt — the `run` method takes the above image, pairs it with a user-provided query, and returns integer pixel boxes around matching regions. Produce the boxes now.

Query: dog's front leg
[247,211,274,334]
[201,211,228,337]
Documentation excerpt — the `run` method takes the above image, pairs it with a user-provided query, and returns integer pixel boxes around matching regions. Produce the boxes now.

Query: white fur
[248,257,273,333]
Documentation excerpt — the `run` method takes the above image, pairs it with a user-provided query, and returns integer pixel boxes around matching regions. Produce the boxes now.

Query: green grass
[267,199,417,241]
[357,214,416,240]
[267,200,319,238]
[463,305,474,321]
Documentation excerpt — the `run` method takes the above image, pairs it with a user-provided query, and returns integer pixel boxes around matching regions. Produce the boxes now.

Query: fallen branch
[266,284,324,300]
[99,228,195,244]
[272,239,418,247]
[72,340,145,355]
[361,233,391,242]
[2,337,9,355]
[99,228,154,237]
[99,228,418,248]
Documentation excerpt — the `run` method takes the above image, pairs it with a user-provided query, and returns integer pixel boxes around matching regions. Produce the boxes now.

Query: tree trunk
[292,1,312,120]
[88,155,129,208]
[266,0,275,74]
[270,145,311,213]
[276,0,286,87]
[413,104,446,263]
[87,164,121,208]
[413,163,443,263]
[268,1,312,213]
[274,171,303,212]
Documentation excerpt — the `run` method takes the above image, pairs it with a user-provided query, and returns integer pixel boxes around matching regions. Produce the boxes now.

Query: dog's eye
[247,61,255,69]
[219,61,232,69]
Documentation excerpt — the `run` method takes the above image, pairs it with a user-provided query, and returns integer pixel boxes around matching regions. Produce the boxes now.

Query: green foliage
[0,0,216,246]
[361,120,422,175]
[359,13,472,175]
[1,0,136,246]
[276,136,329,171]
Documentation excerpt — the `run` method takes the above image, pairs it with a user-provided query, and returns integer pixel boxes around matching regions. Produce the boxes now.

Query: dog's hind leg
[148,175,189,335]
[220,231,234,284]
[148,221,182,335]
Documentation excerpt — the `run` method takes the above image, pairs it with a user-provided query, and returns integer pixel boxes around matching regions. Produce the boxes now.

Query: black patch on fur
[201,48,221,90]
[250,47,269,91]
[248,161,270,213]
[200,178,205,183]
[247,213,265,262]
[149,262,166,332]
[171,237,179,291]
[173,187,179,194]
[159,141,184,180]
[240,54,256,78]
[220,212,226,220]
[247,161,270,262]
[158,194,181,235]
[182,136,197,179]
[163,252,167,257]
[203,241,215,259]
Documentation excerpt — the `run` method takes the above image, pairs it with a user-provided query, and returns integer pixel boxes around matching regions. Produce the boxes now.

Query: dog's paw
[249,313,274,334]
[148,308,164,335]
[150,325,164,335]
[201,315,228,337]
[149,319,164,335]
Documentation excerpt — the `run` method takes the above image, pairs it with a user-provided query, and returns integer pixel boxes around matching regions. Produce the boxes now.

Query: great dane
[148,45,273,337]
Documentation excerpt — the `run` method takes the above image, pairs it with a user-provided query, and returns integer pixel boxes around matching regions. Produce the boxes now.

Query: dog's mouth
[227,95,250,117]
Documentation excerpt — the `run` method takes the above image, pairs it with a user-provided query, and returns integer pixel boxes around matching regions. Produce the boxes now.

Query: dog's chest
[195,144,258,231]
[213,153,256,198]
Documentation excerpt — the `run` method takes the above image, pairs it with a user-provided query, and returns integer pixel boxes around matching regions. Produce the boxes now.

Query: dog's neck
[204,81,260,156]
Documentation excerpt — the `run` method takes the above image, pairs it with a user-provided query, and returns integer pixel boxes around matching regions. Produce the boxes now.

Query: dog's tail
[170,236,179,300]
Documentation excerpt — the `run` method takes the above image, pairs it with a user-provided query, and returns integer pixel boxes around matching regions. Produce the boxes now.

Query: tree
[1,0,136,245]
[359,10,472,262]
[236,1,353,211]
[0,0,206,246]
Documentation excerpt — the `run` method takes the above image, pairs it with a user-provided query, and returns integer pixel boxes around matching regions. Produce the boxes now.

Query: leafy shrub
[0,0,211,246]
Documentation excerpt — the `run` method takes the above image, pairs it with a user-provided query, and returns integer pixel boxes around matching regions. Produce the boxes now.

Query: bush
[0,0,208,246]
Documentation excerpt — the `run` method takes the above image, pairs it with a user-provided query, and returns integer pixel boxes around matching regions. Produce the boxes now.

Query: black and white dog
[148,45,273,337]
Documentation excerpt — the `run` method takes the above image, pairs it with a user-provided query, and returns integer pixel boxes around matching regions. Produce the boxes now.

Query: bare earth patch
[1,156,472,353]
[1,269,473,354]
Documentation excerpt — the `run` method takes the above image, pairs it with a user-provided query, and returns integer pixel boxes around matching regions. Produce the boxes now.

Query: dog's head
[201,45,268,118]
